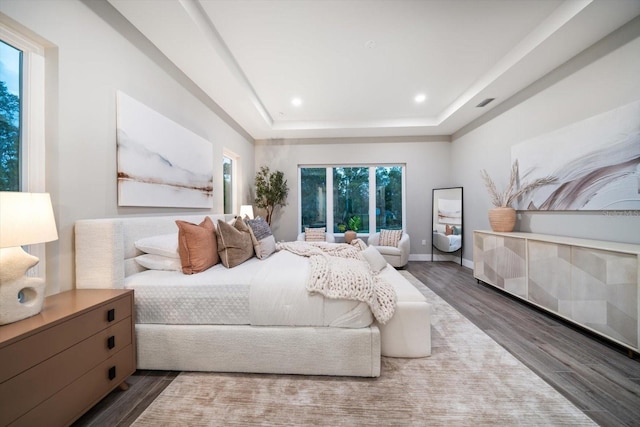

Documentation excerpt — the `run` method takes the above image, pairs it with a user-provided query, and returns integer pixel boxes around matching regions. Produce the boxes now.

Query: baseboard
[409,253,473,269]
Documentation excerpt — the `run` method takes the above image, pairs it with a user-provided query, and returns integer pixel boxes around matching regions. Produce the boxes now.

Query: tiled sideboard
[474,230,640,354]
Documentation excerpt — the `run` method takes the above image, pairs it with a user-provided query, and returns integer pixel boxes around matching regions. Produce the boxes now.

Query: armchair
[368,231,410,268]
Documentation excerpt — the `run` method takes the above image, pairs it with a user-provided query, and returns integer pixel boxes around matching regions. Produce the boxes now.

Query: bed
[75,214,384,377]
[432,231,462,253]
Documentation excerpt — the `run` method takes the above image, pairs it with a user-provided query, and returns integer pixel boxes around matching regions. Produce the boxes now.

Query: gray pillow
[245,217,276,260]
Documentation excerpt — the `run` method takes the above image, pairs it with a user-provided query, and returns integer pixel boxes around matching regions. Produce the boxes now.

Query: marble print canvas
[511,99,640,210]
[116,91,213,208]
[437,198,462,225]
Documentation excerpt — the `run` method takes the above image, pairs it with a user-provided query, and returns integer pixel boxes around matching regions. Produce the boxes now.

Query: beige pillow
[379,229,403,247]
[362,246,387,273]
[175,217,219,274]
[305,227,326,242]
[217,218,255,268]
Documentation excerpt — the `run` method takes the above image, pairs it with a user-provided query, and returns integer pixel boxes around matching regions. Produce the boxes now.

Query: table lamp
[240,205,254,219]
[0,192,58,325]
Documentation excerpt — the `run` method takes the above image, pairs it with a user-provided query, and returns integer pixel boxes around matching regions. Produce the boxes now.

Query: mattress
[125,251,373,328]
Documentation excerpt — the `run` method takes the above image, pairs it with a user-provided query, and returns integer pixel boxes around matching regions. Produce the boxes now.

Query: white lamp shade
[0,192,58,248]
[240,205,254,219]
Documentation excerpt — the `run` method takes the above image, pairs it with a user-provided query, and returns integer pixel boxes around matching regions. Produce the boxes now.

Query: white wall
[254,138,452,257]
[2,0,638,291]
[452,18,640,263]
[0,0,255,293]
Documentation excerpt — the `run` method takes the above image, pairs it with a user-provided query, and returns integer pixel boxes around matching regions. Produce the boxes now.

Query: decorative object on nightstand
[0,192,58,325]
[480,160,556,232]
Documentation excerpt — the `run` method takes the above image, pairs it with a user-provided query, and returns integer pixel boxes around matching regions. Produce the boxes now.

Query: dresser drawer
[8,344,135,427]
[0,318,132,425]
[0,293,132,383]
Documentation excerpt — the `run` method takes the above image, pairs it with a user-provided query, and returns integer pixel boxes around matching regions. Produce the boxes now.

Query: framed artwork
[512,99,640,211]
[116,91,213,208]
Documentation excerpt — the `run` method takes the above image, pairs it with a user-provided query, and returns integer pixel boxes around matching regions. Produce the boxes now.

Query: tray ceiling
[108,0,640,140]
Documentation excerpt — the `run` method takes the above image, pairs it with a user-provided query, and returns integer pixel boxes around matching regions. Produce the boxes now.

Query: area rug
[132,272,595,426]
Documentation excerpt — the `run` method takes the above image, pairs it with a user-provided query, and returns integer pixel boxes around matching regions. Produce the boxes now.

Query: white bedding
[125,250,373,328]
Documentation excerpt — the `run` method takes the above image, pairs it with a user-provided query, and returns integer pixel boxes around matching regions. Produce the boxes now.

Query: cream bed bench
[74,214,430,378]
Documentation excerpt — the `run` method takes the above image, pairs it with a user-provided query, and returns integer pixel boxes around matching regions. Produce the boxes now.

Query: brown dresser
[0,289,135,426]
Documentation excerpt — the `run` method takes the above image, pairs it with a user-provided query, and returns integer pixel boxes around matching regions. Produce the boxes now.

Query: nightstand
[0,289,136,426]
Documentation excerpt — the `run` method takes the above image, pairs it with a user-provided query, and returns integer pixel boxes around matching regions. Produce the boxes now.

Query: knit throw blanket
[276,241,396,324]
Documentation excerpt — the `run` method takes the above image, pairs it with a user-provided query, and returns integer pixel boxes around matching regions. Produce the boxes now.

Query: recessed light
[291,97,302,107]
[414,93,426,103]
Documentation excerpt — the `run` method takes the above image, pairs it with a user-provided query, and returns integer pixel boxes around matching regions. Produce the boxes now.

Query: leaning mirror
[431,187,463,265]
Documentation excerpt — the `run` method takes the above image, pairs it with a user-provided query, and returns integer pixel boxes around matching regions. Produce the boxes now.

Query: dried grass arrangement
[480,160,557,208]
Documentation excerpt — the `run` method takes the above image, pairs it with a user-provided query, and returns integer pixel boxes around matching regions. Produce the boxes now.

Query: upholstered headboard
[74,214,234,289]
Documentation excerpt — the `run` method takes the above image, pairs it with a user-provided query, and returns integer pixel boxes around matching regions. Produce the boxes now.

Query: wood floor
[73,261,640,427]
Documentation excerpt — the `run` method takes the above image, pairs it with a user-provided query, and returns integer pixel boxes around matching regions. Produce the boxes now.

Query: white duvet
[125,251,373,328]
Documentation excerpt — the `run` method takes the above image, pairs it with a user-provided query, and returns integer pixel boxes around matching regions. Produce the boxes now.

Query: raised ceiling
[108,0,640,140]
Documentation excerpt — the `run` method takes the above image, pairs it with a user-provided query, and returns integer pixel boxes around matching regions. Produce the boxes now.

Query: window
[299,165,405,234]
[300,167,326,229]
[0,23,45,193]
[0,40,22,191]
[375,166,403,231]
[333,167,369,233]
[0,23,46,278]
[223,155,233,214]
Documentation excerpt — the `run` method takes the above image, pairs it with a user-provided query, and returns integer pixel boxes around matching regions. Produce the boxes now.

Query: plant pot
[488,207,516,232]
[344,230,357,243]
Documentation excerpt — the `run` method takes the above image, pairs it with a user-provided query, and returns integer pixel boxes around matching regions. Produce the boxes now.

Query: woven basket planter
[488,207,516,232]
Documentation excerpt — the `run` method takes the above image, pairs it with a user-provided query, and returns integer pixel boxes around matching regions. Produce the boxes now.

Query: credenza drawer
[0,318,132,425]
[0,293,132,383]
[8,344,135,427]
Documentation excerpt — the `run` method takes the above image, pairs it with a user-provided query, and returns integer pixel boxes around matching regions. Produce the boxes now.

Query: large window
[299,165,405,234]
[0,40,22,191]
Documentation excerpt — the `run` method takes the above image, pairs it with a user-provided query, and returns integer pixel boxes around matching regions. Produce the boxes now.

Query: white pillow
[134,233,179,258]
[362,246,387,273]
[135,254,182,271]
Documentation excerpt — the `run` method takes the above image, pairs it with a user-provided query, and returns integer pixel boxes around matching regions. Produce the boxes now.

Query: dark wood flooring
[73,261,640,427]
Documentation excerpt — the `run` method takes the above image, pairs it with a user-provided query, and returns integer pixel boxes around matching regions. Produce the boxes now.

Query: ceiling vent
[476,98,495,108]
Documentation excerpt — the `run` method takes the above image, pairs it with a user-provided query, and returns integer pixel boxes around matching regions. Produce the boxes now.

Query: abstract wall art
[511,99,640,211]
[116,91,213,208]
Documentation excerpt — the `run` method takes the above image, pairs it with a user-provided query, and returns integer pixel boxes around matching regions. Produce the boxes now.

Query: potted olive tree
[254,166,289,226]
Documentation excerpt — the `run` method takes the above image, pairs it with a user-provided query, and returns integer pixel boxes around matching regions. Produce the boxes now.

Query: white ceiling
[108,0,640,140]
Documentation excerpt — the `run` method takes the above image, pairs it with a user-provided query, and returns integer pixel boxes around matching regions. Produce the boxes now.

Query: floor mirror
[431,187,463,265]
